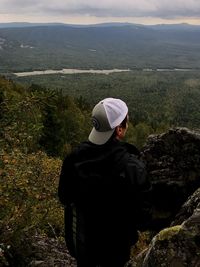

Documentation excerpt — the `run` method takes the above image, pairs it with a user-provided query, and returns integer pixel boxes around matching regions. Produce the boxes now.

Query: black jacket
[58,139,152,258]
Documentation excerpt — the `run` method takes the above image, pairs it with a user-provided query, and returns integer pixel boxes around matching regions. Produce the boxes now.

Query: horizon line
[0,21,200,27]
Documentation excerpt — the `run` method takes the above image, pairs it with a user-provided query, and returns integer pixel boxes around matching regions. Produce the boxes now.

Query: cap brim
[88,127,115,145]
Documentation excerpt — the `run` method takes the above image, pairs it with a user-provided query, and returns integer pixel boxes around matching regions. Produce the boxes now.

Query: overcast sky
[1,0,200,25]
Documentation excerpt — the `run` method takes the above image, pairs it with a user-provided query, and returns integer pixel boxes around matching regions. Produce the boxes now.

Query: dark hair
[108,115,128,142]
[120,115,128,128]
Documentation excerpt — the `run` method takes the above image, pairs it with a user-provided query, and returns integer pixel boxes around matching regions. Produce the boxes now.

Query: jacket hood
[72,139,139,177]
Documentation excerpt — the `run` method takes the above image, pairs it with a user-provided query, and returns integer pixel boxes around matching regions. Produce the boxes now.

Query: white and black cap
[88,97,128,145]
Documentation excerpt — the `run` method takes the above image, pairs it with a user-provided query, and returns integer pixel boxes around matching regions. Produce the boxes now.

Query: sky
[1,0,200,25]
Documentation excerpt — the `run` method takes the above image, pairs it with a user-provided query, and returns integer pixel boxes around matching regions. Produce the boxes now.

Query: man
[58,97,152,267]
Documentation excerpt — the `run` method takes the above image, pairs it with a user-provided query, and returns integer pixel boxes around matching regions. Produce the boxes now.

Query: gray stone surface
[141,127,200,227]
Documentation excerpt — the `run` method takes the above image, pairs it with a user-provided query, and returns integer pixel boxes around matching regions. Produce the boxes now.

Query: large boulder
[141,127,200,227]
[129,187,200,267]
[171,187,200,226]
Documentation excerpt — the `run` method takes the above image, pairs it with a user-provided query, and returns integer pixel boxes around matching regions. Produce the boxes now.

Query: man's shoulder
[121,142,140,156]
[120,142,147,182]
[64,141,91,159]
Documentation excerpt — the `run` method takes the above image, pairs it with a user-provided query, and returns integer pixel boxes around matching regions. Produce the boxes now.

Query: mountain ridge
[1,21,200,30]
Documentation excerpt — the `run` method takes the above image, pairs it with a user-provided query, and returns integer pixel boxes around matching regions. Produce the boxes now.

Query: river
[13,67,198,77]
[13,68,131,77]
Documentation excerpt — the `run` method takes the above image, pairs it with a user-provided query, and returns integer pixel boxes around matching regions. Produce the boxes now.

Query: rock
[27,235,77,267]
[141,127,200,227]
[129,200,200,267]
[3,234,77,267]
[171,187,200,226]
[126,128,200,267]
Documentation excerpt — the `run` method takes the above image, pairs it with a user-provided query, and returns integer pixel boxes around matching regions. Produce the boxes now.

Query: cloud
[1,0,200,20]
[0,0,42,14]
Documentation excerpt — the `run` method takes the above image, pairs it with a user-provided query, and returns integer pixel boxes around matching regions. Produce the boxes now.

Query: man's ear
[115,125,123,138]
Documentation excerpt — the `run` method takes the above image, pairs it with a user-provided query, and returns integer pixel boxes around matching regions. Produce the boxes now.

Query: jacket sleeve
[58,154,75,206]
[58,155,77,257]
[126,154,153,230]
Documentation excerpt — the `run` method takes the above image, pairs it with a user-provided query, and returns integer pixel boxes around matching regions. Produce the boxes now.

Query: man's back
[58,139,151,266]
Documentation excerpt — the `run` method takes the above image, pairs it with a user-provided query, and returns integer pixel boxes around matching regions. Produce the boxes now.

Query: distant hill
[0,22,200,72]
[0,22,144,29]
[148,23,200,31]
[0,22,66,28]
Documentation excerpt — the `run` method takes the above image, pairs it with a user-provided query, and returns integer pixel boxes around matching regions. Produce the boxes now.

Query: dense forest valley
[1,23,200,72]
[1,69,200,265]
[13,69,200,140]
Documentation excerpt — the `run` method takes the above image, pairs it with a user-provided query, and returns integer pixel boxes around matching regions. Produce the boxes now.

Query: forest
[13,70,200,143]
[1,70,200,265]
[0,76,91,265]
[1,23,200,72]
